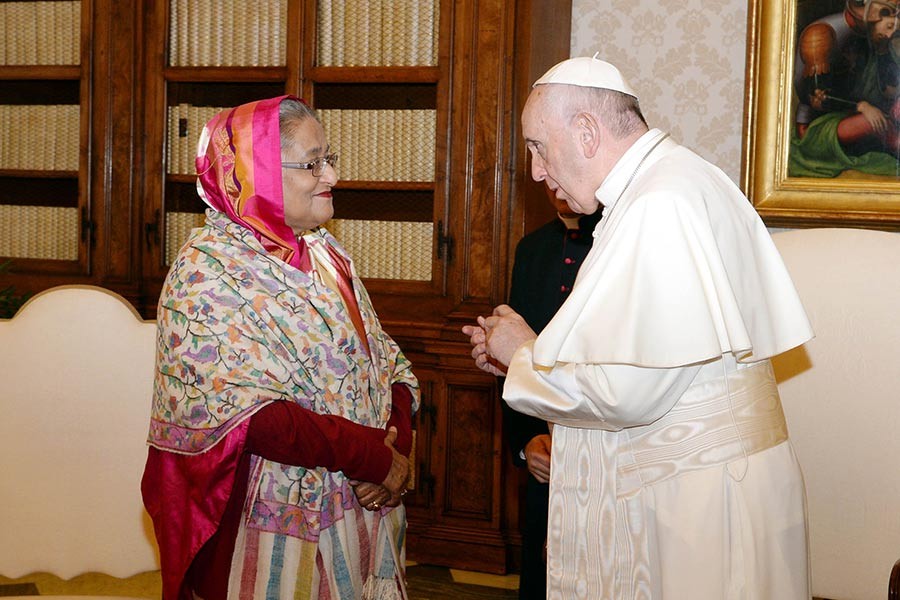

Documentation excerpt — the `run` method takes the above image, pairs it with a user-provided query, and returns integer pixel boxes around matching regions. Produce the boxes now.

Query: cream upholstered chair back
[0,285,159,586]
[771,228,900,600]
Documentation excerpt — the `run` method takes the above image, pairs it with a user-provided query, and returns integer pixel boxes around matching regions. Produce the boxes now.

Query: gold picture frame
[742,0,900,230]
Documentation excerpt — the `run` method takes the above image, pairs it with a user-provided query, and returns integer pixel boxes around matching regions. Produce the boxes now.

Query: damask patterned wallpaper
[571,0,748,184]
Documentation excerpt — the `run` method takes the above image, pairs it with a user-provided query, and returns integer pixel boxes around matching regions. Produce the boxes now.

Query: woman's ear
[575,112,602,158]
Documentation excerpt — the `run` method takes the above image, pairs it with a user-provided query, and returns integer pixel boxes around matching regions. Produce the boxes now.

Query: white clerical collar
[594,128,668,214]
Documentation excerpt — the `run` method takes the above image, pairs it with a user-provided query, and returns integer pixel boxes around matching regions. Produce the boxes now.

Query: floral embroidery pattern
[148,210,419,541]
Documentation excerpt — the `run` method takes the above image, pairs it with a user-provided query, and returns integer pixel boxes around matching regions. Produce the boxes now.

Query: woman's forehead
[285,118,327,154]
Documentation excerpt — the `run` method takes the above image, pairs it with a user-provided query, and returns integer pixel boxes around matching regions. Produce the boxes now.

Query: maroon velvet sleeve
[246,402,392,484]
[386,383,414,456]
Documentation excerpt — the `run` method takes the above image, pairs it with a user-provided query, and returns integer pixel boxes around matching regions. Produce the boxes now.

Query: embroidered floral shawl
[143,97,418,599]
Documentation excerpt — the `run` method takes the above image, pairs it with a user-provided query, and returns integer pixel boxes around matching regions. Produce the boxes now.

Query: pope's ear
[575,112,602,158]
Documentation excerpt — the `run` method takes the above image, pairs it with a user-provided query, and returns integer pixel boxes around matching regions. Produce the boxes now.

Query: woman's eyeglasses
[281,153,339,177]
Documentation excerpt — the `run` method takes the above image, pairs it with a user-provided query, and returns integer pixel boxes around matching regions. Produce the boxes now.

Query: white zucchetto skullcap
[533,52,638,99]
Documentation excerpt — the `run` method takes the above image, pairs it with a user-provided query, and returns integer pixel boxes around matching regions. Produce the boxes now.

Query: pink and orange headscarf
[195,95,312,272]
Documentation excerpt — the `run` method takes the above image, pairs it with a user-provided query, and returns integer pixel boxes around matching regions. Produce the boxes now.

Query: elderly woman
[142,96,418,600]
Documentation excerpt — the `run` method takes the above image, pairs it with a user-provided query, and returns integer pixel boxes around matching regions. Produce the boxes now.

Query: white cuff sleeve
[502,340,701,430]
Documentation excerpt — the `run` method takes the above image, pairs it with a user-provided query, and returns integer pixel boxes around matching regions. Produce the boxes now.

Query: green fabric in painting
[788,111,899,178]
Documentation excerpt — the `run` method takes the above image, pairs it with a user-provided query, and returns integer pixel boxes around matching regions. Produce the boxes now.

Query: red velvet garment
[142,419,253,600]
[142,383,414,599]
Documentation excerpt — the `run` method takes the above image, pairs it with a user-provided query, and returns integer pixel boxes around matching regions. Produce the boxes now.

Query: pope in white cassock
[463,56,814,599]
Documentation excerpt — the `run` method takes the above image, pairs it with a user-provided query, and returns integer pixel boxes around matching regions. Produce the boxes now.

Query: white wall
[571,0,747,184]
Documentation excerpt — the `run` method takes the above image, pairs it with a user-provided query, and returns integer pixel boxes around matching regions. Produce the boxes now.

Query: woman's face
[282,117,338,233]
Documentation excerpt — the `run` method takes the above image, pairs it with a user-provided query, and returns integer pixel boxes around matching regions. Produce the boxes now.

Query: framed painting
[743,0,900,230]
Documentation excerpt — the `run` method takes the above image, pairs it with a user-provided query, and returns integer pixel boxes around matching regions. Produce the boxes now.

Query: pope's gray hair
[553,85,647,138]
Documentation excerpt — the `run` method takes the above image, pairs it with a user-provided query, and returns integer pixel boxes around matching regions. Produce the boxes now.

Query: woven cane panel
[327,219,432,281]
[0,1,80,66]
[0,205,78,260]
[0,105,79,171]
[168,0,287,67]
[317,0,439,67]
[318,109,436,182]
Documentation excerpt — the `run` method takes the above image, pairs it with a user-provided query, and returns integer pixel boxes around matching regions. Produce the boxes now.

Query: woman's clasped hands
[351,426,410,511]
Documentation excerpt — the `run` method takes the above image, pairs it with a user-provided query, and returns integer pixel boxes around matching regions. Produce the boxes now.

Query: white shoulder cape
[532,134,813,368]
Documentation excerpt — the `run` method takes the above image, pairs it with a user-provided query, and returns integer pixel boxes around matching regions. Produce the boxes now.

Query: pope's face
[522,87,601,215]
[281,118,337,233]
[549,191,579,217]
